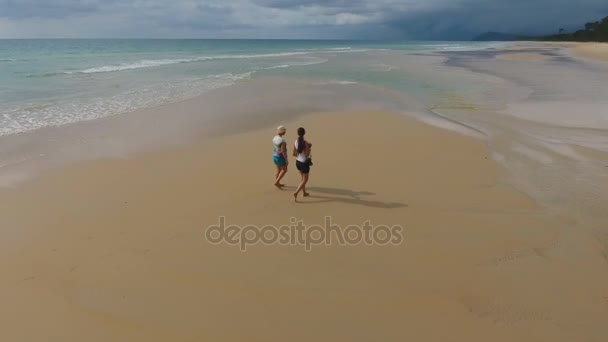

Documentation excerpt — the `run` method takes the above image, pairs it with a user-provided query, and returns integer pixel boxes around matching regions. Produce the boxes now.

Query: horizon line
[0,37,475,42]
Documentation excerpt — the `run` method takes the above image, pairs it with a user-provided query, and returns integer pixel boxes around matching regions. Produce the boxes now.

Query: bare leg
[303,173,310,196]
[294,173,309,201]
[274,166,287,188]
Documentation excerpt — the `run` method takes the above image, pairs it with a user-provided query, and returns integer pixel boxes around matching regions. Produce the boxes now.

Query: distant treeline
[475,16,608,42]
[539,16,608,42]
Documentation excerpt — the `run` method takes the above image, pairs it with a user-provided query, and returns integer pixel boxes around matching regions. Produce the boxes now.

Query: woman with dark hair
[293,127,312,201]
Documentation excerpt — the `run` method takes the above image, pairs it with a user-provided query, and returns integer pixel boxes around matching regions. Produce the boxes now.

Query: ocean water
[2,39,608,220]
[0,39,497,136]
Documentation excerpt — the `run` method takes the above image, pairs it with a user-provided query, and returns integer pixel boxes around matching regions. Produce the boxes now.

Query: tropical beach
[1,38,608,341]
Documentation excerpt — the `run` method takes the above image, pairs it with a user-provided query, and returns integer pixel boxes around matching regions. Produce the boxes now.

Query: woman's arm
[281,142,288,163]
[305,142,312,157]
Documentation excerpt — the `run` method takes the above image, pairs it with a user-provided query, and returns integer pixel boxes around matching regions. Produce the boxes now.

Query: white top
[273,135,285,156]
[294,139,308,163]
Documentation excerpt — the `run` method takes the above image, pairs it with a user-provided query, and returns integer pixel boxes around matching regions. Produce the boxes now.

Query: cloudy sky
[0,0,606,39]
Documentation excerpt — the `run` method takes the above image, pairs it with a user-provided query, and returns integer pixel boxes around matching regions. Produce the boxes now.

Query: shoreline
[0,75,421,188]
[3,41,608,216]
[2,42,608,214]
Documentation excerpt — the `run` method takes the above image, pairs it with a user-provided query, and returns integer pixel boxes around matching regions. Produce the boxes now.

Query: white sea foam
[296,47,352,51]
[64,53,303,74]
[420,43,504,52]
[1,52,334,136]
[312,80,358,86]
[70,52,325,75]
[31,48,365,77]
[0,72,252,136]
[266,64,290,69]
[77,59,196,74]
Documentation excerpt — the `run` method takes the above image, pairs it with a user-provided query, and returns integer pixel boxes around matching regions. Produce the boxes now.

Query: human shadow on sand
[282,186,407,209]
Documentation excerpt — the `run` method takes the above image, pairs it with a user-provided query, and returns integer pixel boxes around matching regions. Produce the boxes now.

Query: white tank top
[294,139,308,163]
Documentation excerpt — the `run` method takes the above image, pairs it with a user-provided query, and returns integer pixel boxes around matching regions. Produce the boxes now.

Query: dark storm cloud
[384,0,608,39]
[0,0,607,39]
[253,0,608,38]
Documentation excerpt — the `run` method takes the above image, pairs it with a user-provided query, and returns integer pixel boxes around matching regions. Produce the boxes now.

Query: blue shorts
[273,155,287,167]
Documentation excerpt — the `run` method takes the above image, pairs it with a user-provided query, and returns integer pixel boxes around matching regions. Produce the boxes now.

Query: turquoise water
[0,39,496,136]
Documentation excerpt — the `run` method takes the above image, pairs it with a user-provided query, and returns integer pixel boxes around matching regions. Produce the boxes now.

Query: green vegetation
[474,16,608,42]
[542,16,608,42]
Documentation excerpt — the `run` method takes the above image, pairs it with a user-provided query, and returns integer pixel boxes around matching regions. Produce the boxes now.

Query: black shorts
[296,160,311,174]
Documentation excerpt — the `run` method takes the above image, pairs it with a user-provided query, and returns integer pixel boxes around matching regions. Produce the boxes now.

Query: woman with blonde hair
[272,125,288,188]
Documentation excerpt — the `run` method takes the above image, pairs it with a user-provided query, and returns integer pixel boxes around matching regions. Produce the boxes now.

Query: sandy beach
[572,42,608,61]
[497,41,608,62]
[1,110,608,341]
[2,41,608,341]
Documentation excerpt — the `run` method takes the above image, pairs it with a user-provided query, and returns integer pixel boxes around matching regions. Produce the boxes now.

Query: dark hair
[297,127,306,154]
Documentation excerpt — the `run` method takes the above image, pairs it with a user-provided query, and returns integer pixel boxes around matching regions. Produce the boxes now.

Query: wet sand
[496,52,550,61]
[1,110,608,341]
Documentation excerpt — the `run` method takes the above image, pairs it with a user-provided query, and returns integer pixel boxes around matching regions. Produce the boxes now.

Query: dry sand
[1,111,608,341]
[501,42,608,62]
[572,42,608,61]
